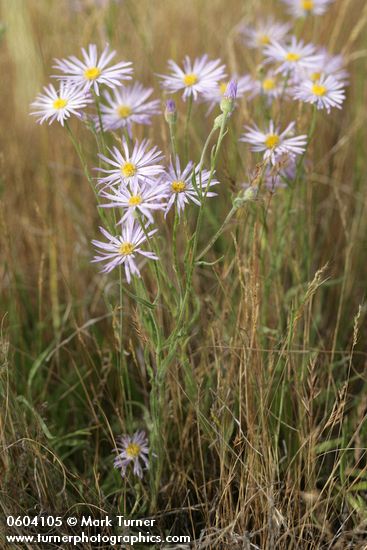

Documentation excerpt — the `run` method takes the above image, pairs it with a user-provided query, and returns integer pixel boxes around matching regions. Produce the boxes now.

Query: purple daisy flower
[113,430,150,478]
[92,220,158,281]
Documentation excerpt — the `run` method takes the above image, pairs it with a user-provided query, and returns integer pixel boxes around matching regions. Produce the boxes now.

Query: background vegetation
[0,0,366,548]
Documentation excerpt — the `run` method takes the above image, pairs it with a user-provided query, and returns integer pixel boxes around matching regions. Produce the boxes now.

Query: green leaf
[17,395,55,440]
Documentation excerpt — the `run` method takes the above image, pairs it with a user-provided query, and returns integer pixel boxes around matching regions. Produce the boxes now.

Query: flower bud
[233,186,258,208]
[214,114,225,129]
[220,79,237,114]
[164,99,177,124]
[243,185,258,200]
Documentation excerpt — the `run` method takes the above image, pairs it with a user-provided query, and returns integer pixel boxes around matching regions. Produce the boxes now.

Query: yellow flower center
[259,34,270,45]
[310,72,322,82]
[302,0,314,10]
[128,195,142,206]
[183,73,198,86]
[84,66,101,80]
[121,162,137,178]
[311,83,327,96]
[285,52,301,62]
[262,78,276,91]
[119,242,135,256]
[265,134,280,149]
[53,98,68,110]
[171,180,186,193]
[125,442,141,457]
[219,81,228,95]
[117,105,132,118]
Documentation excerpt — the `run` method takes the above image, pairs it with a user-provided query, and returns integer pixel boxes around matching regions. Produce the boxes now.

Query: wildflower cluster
[234,2,347,189]
[30,0,348,479]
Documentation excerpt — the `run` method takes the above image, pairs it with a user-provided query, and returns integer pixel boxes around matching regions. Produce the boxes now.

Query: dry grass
[1,0,367,548]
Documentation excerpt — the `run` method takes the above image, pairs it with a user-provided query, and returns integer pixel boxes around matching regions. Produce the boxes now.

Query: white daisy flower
[238,17,291,49]
[113,430,149,478]
[292,74,346,112]
[162,156,219,216]
[97,82,161,134]
[30,82,92,126]
[264,37,322,77]
[158,54,226,101]
[252,70,288,103]
[97,138,165,188]
[281,0,334,18]
[301,49,349,83]
[99,179,167,224]
[240,120,307,165]
[53,43,133,95]
[202,74,253,113]
[92,221,158,281]
[318,51,348,81]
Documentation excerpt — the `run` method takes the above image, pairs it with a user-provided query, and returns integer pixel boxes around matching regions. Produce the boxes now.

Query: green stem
[119,266,133,424]
[308,105,318,144]
[165,113,229,356]
[197,126,218,172]
[149,113,229,507]
[172,208,183,296]
[123,127,131,148]
[195,204,237,262]
[168,121,178,158]
[184,95,193,162]
[66,123,114,233]
[65,122,93,188]
[93,91,107,156]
